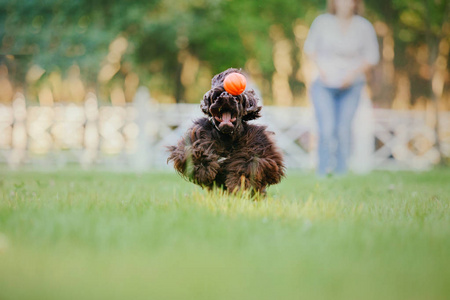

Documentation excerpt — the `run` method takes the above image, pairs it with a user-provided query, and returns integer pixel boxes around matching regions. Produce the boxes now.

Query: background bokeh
[1,0,449,106]
[0,0,449,169]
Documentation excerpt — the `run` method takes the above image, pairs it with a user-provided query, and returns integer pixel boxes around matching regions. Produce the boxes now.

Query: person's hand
[340,71,356,89]
[318,69,329,85]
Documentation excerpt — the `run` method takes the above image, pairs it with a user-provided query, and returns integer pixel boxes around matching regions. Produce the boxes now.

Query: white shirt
[303,14,380,88]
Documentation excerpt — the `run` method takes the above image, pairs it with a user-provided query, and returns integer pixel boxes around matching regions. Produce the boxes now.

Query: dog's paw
[194,164,218,186]
[225,174,251,193]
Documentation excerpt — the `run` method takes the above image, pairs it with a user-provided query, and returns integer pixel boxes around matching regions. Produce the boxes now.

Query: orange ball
[223,72,247,96]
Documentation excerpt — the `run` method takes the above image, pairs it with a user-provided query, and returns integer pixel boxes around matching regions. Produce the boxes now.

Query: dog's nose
[217,92,237,108]
[219,91,234,100]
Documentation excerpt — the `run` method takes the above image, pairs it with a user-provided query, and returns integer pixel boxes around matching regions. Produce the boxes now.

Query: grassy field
[0,169,449,300]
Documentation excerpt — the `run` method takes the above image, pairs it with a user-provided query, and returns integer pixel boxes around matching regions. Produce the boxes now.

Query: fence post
[9,93,27,168]
[130,86,154,171]
[81,92,99,168]
[350,88,375,173]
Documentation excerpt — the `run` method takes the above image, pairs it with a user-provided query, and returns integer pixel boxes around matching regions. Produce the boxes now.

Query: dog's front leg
[188,141,223,187]
[168,126,221,187]
[224,154,266,193]
[225,154,283,194]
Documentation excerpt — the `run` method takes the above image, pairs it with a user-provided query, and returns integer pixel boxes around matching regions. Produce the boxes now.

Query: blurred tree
[1,0,112,81]
[0,0,320,103]
[366,0,449,163]
[0,0,448,107]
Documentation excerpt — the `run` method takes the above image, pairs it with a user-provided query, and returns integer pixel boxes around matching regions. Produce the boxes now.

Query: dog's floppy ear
[201,87,224,116]
[241,90,262,121]
[200,90,212,116]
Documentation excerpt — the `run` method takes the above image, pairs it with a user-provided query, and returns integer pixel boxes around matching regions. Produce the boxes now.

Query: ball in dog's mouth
[215,111,236,134]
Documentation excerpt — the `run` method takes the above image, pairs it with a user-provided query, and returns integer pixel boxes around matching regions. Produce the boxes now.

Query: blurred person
[303,0,379,176]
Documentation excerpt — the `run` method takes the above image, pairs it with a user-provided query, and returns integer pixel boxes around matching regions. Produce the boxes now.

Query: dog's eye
[211,90,222,100]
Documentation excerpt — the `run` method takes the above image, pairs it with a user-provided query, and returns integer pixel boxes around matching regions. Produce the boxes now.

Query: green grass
[0,169,449,300]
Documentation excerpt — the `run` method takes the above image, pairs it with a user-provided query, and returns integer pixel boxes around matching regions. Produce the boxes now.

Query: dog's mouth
[211,110,237,134]
[208,91,240,134]
[214,111,236,124]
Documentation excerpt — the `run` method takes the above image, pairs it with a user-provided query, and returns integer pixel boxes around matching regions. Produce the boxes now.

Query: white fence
[0,87,449,171]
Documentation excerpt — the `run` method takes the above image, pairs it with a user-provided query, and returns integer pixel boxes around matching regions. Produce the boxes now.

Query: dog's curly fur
[167,68,285,194]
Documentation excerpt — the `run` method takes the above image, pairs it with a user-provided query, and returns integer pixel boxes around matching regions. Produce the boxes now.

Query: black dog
[167,68,285,194]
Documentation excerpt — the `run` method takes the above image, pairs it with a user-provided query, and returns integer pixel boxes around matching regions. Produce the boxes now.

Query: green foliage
[0,0,320,96]
[0,170,449,299]
[0,0,447,102]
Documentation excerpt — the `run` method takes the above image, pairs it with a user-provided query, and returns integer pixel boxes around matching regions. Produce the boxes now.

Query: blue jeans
[311,79,363,176]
